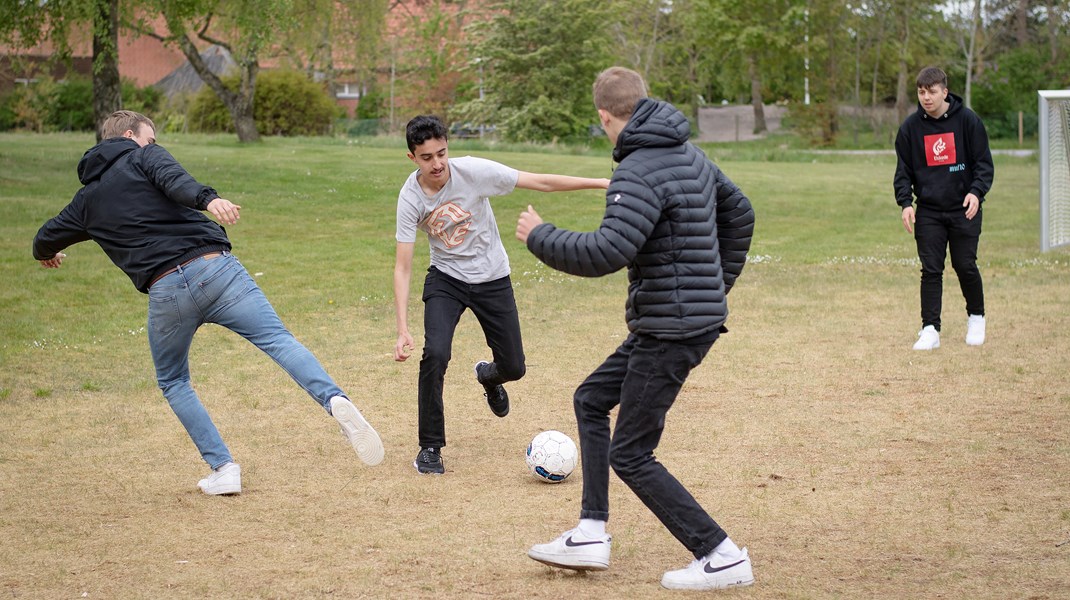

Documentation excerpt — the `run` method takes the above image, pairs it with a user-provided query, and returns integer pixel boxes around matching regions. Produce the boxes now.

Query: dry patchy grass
[1,257,1068,599]
[1,135,1067,598]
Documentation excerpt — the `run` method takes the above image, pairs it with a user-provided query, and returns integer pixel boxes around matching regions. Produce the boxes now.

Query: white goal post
[1039,90,1070,252]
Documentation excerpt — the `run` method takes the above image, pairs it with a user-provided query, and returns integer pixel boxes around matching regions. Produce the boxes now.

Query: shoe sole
[199,484,241,495]
[661,576,754,590]
[527,550,609,571]
[412,461,445,475]
[333,399,385,466]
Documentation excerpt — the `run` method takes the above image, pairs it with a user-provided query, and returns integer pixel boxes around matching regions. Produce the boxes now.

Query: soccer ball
[526,430,578,483]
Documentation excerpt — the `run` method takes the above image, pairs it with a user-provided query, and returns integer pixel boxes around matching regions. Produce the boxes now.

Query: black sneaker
[413,447,444,474]
[474,361,509,417]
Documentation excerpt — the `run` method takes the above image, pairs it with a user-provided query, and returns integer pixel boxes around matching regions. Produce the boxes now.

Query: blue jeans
[914,206,985,330]
[575,331,727,559]
[418,267,525,448]
[147,252,344,469]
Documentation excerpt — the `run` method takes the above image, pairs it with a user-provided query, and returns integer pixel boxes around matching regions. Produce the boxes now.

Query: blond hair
[593,67,648,120]
[100,110,156,140]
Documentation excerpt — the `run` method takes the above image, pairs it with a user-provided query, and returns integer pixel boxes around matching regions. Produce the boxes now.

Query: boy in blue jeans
[33,110,384,495]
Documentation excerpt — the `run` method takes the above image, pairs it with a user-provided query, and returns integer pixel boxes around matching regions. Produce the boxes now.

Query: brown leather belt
[150,252,223,288]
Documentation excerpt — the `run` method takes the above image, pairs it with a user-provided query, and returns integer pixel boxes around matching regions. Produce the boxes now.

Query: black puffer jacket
[526,99,755,340]
[33,137,230,293]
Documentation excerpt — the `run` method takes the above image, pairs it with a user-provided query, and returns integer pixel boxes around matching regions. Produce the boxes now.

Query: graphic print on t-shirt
[421,202,472,248]
[923,133,956,167]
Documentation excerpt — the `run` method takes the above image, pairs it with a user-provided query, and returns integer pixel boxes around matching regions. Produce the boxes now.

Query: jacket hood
[613,98,690,162]
[918,91,964,121]
[77,137,139,184]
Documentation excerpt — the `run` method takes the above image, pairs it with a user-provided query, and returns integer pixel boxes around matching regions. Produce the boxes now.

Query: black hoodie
[893,92,994,211]
[525,98,755,341]
[33,137,231,293]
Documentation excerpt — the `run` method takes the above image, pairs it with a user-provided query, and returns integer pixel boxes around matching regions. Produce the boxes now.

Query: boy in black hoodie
[33,111,384,495]
[894,66,994,350]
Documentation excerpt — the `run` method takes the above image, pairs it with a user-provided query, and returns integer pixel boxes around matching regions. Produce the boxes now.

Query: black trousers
[417,267,525,448]
[914,206,985,331]
[574,330,727,559]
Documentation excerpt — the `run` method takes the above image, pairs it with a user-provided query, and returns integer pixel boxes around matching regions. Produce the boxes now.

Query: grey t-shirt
[396,156,519,284]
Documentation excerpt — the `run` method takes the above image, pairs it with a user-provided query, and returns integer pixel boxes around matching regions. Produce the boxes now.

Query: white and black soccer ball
[525,430,578,483]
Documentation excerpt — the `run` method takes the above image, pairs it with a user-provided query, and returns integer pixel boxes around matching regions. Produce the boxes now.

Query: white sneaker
[912,325,940,350]
[528,528,611,571]
[198,462,241,495]
[330,396,385,466]
[966,314,986,346]
[661,547,754,590]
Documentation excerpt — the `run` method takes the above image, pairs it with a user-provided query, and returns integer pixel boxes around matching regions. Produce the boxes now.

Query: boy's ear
[407,152,415,161]
[597,108,612,127]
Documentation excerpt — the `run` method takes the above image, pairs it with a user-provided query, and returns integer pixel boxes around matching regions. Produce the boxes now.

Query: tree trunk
[1045,0,1059,63]
[172,33,260,143]
[92,0,121,141]
[747,55,767,134]
[232,62,259,142]
[964,0,981,109]
[1014,0,1029,45]
[895,6,912,124]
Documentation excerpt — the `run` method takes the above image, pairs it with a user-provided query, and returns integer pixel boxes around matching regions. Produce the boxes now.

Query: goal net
[1039,90,1070,251]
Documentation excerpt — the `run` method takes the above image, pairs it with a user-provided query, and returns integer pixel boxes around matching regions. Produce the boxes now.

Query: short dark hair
[405,115,448,152]
[916,66,948,90]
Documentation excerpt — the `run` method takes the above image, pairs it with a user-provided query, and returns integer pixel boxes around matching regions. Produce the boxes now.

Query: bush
[0,90,20,131]
[122,79,164,116]
[0,76,166,133]
[186,69,338,136]
[50,76,94,131]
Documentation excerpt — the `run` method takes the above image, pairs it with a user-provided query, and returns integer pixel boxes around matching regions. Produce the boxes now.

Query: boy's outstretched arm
[515,171,610,192]
[393,241,416,362]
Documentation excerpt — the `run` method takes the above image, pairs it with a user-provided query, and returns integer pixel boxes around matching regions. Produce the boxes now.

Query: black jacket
[525,99,755,341]
[33,137,231,293]
[893,92,994,211]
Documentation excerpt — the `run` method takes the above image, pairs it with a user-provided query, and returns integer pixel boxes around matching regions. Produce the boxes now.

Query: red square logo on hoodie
[923,133,956,167]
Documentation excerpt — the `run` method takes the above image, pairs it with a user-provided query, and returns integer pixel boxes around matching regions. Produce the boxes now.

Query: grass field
[1,132,1067,599]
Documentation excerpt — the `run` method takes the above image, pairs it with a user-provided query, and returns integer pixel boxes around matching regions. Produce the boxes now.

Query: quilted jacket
[525,98,755,340]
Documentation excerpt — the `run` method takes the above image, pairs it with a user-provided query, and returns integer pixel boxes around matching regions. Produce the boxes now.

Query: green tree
[695,0,803,133]
[187,69,338,135]
[275,0,387,99]
[608,0,710,125]
[385,0,476,128]
[0,0,123,140]
[459,0,614,143]
[137,0,296,142]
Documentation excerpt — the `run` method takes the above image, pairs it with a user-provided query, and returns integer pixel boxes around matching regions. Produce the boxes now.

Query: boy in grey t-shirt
[394,115,608,475]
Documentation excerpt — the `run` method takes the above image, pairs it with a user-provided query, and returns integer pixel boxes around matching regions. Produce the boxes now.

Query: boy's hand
[207,198,242,225]
[38,252,66,269]
[395,332,414,362]
[516,205,543,243]
[963,193,980,219]
[901,206,915,234]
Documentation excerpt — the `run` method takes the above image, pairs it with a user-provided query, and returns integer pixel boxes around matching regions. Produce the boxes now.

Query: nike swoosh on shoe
[565,536,606,547]
[704,559,746,574]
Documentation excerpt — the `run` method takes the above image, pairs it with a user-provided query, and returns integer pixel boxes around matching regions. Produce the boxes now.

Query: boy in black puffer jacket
[518,67,756,591]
